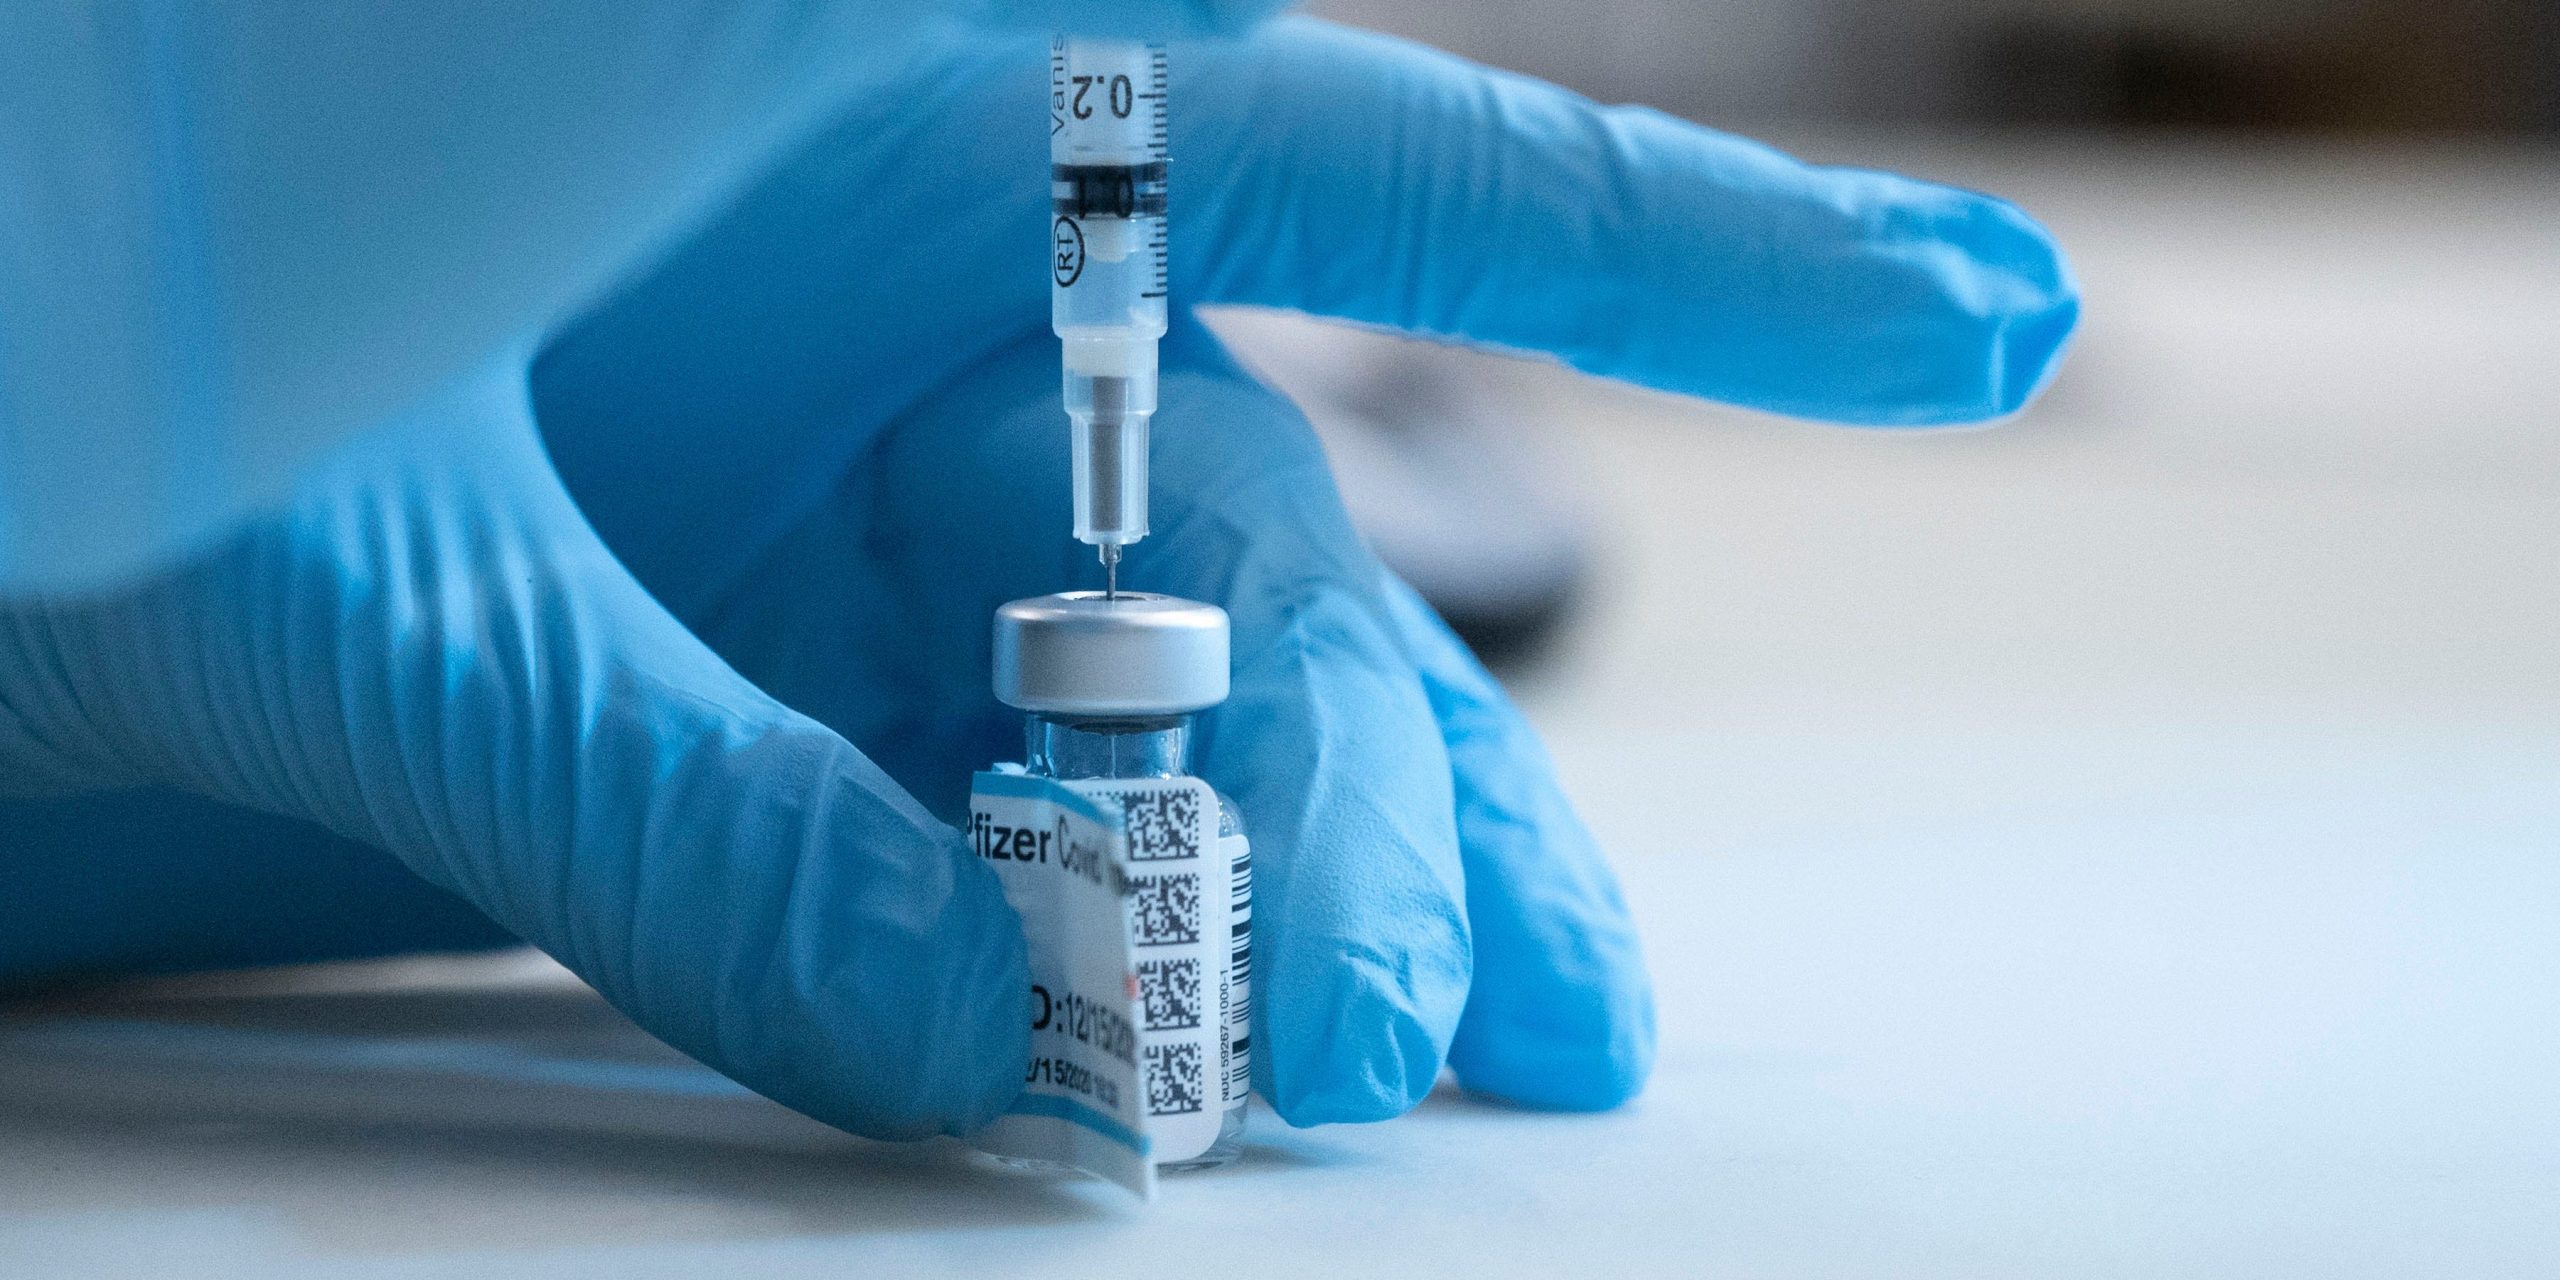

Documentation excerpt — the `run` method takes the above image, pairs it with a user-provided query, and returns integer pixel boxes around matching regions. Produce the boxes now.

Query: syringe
[1050,37,1169,598]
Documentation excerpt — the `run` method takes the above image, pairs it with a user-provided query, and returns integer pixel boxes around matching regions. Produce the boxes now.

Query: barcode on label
[1129,872,1200,947]
[1226,841,1252,1102]
[1121,786,1201,862]
[1146,1042,1203,1116]
[1138,957,1201,1030]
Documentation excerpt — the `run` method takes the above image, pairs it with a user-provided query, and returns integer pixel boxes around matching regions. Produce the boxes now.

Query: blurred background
[1318,0,2559,134]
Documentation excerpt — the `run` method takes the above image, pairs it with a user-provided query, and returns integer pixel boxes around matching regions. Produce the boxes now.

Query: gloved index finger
[1173,19,2079,426]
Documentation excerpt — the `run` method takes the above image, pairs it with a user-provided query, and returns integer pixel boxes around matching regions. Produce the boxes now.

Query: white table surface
[4,137,2556,1278]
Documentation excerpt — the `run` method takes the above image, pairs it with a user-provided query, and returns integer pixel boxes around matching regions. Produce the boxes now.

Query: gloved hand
[0,0,1282,592]
[0,18,2076,1134]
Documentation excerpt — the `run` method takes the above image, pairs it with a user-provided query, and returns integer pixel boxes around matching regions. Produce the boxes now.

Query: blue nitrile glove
[0,18,2076,1134]
[0,1,1283,593]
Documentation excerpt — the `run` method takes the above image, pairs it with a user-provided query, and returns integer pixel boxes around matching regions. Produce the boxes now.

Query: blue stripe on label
[1005,1091,1150,1156]
[973,771,1119,827]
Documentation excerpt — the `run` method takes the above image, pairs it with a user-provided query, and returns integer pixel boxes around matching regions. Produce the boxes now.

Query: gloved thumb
[0,365,1029,1139]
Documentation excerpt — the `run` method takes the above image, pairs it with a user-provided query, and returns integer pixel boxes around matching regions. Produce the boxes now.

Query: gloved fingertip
[1268,967,1452,1126]
[702,797,1035,1142]
[1269,977,1454,1121]
[1989,284,2081,419]
[768,939,1032,1141]
[1925,191,2082,423]
[1769,172,2081,427]
[925,893,1039,1135]
[1450,980,1657,1113]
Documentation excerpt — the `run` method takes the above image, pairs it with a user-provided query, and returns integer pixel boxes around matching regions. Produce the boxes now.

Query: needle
[1100,542,1121,600]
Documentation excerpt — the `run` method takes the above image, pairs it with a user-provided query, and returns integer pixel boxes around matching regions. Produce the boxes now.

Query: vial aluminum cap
[992,592,1231,717]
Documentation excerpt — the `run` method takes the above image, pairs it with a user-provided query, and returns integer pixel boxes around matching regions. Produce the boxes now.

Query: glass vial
[994,592,1249,1170]
[1021,710,1248,1169]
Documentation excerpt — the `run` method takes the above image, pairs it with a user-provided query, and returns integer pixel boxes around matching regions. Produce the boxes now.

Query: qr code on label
[1122,787,1201,862]
[1129,873,1200,946]
[1138,958,1201,1030]
[1145,1042,1203,1115]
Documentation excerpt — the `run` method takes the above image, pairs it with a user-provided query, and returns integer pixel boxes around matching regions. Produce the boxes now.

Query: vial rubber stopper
[993,592,1230,717]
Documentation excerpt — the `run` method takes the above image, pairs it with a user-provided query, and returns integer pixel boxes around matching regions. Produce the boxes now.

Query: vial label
[1067,776,1246,1166]
[965,772,1154,1198]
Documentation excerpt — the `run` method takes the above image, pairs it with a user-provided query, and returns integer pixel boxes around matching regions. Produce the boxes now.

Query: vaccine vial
[994,591,1249,1170]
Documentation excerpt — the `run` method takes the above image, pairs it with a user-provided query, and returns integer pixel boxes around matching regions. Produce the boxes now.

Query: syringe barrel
[1050,38,1168,340]
[1051,37,1168,553]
